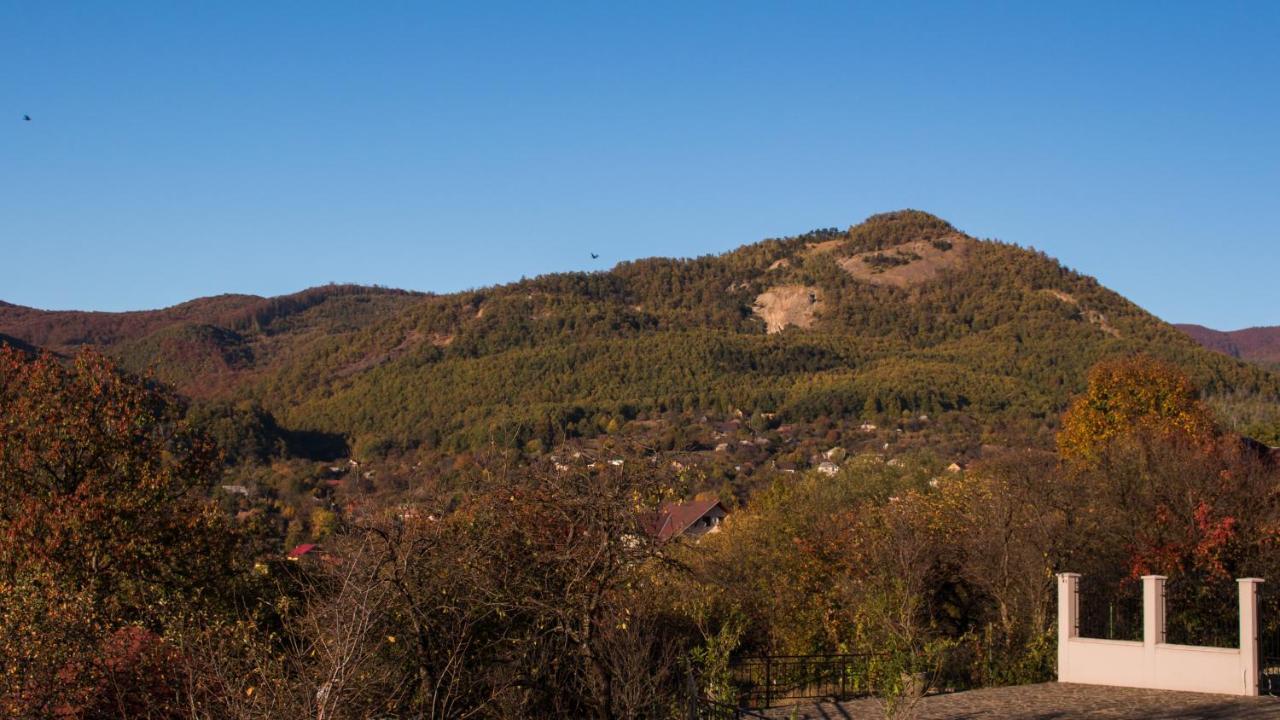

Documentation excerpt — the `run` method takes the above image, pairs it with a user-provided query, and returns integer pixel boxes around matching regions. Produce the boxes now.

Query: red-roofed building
[642,497,728,542]
[287,543,320,560]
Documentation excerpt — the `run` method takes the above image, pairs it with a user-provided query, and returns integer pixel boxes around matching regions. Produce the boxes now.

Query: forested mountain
[3,211,1277,470]
[6,212,1280,715]
[1177,323,1280,367]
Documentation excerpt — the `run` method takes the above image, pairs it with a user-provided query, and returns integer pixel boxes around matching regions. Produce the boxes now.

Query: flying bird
[590,253,599,259]
[23,115,31,122]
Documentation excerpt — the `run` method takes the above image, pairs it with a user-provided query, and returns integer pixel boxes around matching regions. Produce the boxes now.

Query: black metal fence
[726,653,878,708]
[1075,577,1143,641]
[1163,578,1238,648]
[1259,585,1280,696]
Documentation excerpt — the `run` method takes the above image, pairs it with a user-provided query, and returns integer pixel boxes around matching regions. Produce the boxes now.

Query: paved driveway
[764,683,1280,719]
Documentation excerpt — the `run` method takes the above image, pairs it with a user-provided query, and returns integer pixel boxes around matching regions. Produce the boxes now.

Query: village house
[642,497,729,542]
[286,543,321,561]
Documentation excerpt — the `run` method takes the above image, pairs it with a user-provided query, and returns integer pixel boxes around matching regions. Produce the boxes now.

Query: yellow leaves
[1059,355,1216,464]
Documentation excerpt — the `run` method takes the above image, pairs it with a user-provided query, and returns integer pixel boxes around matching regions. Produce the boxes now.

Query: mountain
[0,286,424,398]
[4,211,1278,466]
[1176,324,1280,366]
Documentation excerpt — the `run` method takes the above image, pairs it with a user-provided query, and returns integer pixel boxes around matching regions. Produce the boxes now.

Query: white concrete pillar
[1239,578,1264,696]
[1142,575,1166,687]
[1057,573,1080,682]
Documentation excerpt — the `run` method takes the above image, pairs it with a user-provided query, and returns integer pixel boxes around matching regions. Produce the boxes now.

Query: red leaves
[1128,499,1239,581]
[1192,500,1237,578]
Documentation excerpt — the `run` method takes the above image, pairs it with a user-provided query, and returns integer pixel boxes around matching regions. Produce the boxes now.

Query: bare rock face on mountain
[753,285,821,333]
[835,234,972,288]
[1041,290,1121,338]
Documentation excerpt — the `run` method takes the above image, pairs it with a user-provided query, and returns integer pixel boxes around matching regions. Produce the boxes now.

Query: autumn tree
[0,348,248,718]
[1056,356,1280,646]
[225,455,691,720]
[1057,355,1216,464]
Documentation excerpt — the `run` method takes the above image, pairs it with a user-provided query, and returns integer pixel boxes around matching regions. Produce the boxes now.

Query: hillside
[1177,323,1280,366]
[0,286,425,398]
[3,211,1277,471]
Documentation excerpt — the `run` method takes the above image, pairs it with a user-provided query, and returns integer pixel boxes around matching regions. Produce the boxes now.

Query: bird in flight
[590,253,599,259]
[23,115,31,122]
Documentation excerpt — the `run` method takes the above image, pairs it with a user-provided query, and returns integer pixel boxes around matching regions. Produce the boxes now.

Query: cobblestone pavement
[762,683,1280,719]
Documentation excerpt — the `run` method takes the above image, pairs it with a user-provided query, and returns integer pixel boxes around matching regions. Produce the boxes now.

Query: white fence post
[1057,573,1080,681]
[1239,577,1264,696]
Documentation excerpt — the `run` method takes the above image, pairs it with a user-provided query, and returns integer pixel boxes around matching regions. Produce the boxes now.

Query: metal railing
[726,653,878,708]
[1163,578,1239,648]
[1258,585,1280,696]
[1075,578,1143,641]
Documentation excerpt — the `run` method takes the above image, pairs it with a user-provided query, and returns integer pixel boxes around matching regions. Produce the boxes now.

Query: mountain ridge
[1176,323,1280,365]
[3,211,1277,460]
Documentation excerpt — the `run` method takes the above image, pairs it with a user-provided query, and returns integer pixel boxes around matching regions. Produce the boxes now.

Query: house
[642,497,729,542]
[817,461,840,476]
[287,543,320,561]
[1241,436,1280,465]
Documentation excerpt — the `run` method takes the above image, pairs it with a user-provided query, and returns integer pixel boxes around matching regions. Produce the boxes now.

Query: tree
[0,348,246,717]
[229,456,690,720]
[1058,355,1216,464]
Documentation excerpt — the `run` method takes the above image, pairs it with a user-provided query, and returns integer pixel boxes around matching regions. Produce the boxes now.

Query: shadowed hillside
[1177,323,1280,365]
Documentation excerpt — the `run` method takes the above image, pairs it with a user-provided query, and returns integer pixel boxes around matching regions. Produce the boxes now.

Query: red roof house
[642,497,729,542]
[287,543,320,560]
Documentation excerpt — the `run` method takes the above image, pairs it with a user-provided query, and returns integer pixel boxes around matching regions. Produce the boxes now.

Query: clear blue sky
[2,2,1277,329]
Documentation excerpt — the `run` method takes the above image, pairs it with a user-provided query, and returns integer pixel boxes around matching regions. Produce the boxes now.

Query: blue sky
[2,2,1277,329]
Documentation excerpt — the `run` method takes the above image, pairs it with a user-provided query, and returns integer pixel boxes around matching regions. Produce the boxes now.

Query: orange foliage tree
[1055,355,1280,646]
[1057,355,1217,464]
[0,348,246,718]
